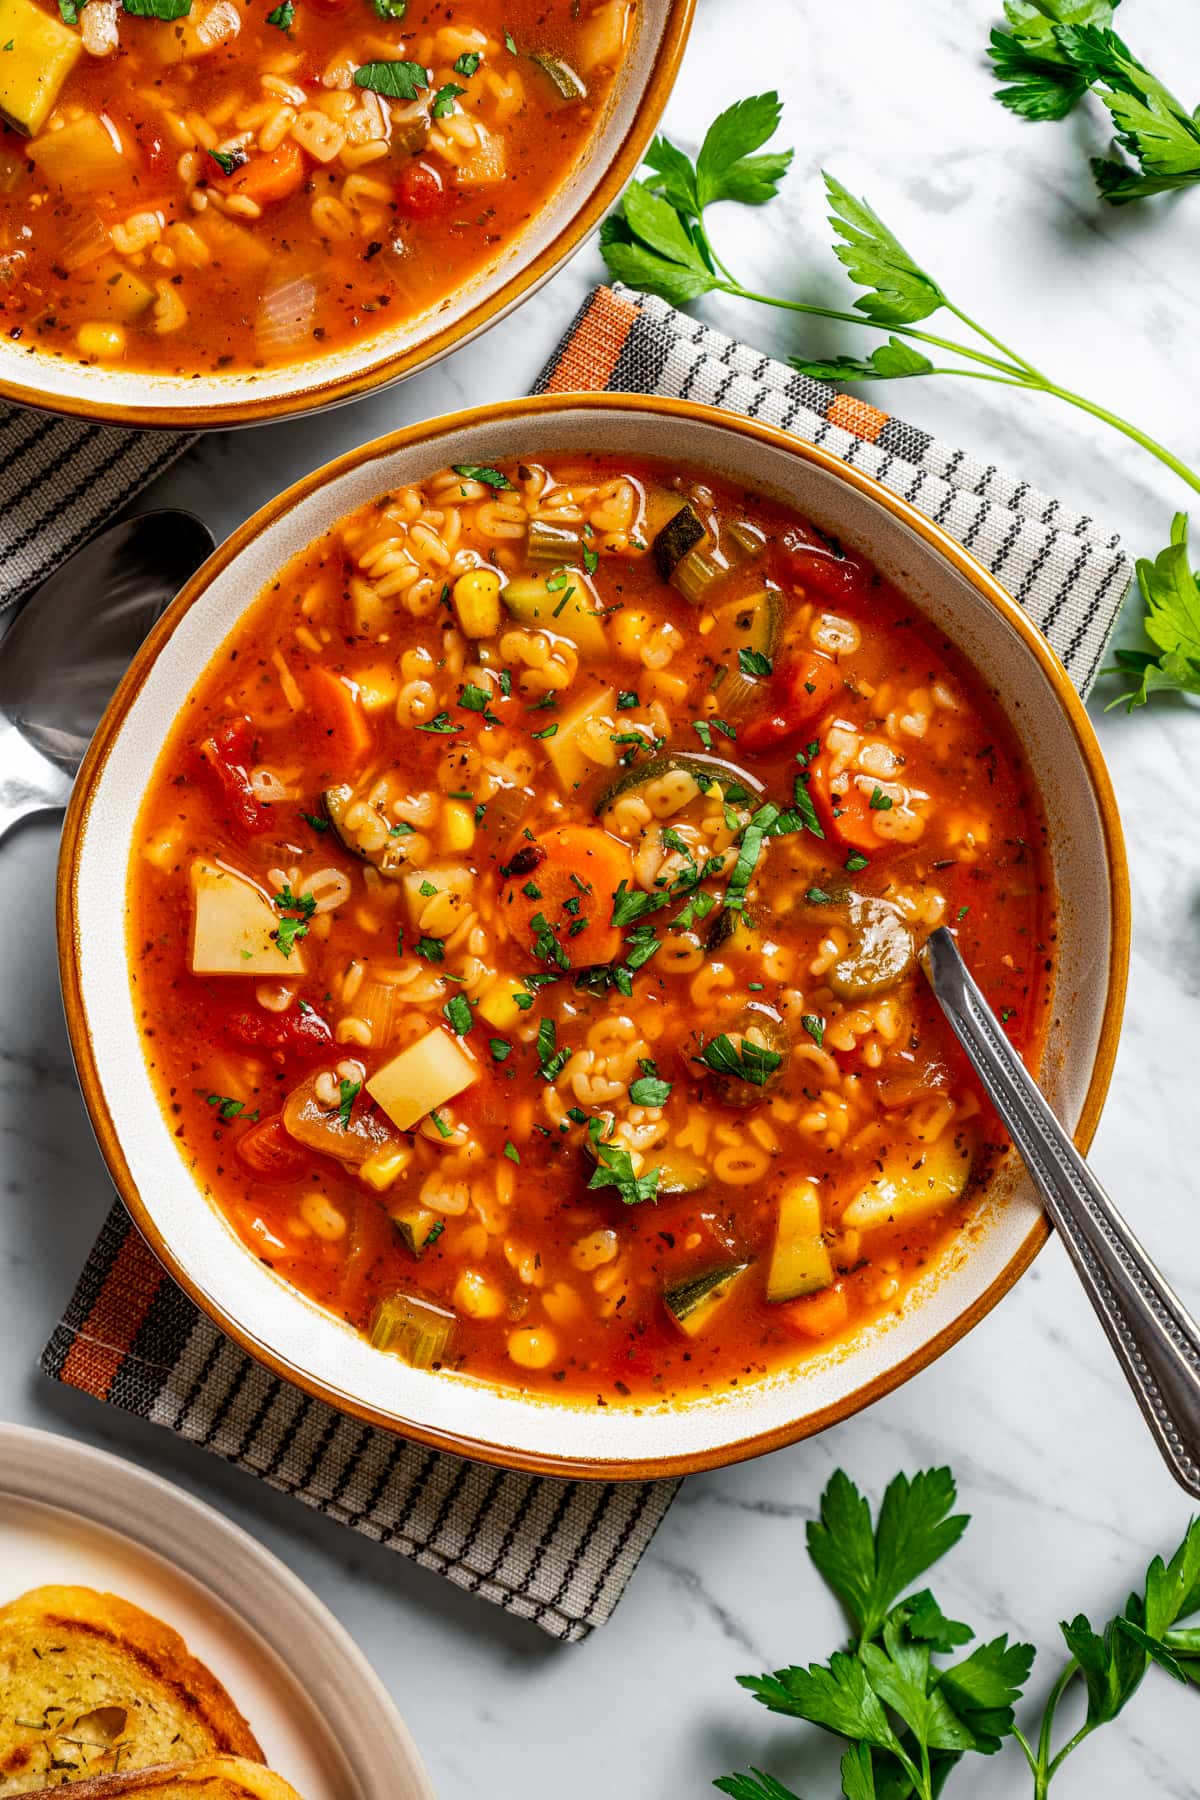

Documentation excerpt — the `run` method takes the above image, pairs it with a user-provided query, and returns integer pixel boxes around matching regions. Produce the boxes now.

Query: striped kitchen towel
[0,405,196,612]
[42,284,1132,1643]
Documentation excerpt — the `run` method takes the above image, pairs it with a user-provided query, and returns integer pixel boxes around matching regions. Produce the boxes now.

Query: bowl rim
[57,391,1131,1479]
[0,0,694,431]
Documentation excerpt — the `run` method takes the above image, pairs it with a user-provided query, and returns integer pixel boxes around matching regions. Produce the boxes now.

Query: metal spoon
[921,926,1200,1499]
[0,510,213,845]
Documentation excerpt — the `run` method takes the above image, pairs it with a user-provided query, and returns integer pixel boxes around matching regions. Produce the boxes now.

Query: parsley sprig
[988,4,1200,205]
[716,1466,1200,1800]
[600,91,1200,709]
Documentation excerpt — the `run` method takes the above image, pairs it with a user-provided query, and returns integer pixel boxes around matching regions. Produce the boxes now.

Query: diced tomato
[395,160,446,217]
[193,716,269,834]
[808,743,880,852]
[773,523,873,603]
[228,140,307,207]
[235,1113,310,1181]
[227,1004,334,1060]
[739,654,844,754]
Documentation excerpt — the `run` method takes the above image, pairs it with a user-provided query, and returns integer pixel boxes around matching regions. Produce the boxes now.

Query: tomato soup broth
[0,0,631,373]
[129,455,1055,1403]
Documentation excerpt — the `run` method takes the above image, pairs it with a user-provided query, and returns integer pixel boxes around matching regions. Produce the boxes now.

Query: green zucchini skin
[321,784,412,877]
[664,1262,751,1335]
[594,750,765,818]
[651,502,705,581]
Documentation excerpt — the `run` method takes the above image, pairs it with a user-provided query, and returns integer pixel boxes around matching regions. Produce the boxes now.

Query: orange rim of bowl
[0,0,694,430]
[57,392,1131,1479]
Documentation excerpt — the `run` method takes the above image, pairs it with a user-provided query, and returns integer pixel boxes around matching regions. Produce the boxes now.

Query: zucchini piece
[651,502,705,582]
[368,1292,455,1366]
[0,0,81,136]
[596,750,764,823]
[27,116,127,189]
[366,1028,478,1133]
[392,1204,442,1257]
[841,1131,973,1231]
[703,1005,789,1108]
[527,518,583,565]
[502,571,606,658]
[544,682,618,791]
[708,589,784,714]
[529,50,587,100]
[705,904,760,955]
[828,895,915,1000]
[582,1135,707,1196]
[322,784,414,877]
[664,1262,750,1336]
[767,1180,833,1302]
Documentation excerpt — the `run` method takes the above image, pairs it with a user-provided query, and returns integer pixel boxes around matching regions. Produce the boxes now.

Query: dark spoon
[0,510,213,844]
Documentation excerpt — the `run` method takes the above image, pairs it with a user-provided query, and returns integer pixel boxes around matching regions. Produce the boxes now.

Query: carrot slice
[499,824,633,970]
[779,1285,850,1339]
[305,667,373,769]
[228,140,307,207]
[808,746,881,852]
[235,1114,310,1181]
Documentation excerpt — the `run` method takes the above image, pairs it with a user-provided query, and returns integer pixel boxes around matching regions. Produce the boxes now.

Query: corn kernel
[507,1325,559,1370]
[454,1268,504,1319]
[358,1144,413,1192]
[453,567,502,639]
[76,322,126,359]
[354,664,399,712]
[476,975,524,1030]
[441,798,476,853]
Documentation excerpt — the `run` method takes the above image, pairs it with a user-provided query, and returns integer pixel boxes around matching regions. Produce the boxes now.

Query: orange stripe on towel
[542,287,640,393]
[59,1228,165,1398]
[827,393,889,443]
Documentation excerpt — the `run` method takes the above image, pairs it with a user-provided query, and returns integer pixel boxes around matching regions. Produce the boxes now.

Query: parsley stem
[943,299,1049,383]
[1035,380,1200,499]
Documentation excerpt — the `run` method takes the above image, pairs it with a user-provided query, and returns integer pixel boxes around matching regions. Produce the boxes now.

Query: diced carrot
[228,140,307,207]
[305,667,373,769]
[739,653,844,754]
[808,742,880,853]
[779,1285,850,1339]
[499,824,633,970]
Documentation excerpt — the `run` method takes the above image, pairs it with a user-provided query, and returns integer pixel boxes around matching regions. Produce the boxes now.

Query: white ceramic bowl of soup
[59,394,1129,1479]
[0,0,692,429]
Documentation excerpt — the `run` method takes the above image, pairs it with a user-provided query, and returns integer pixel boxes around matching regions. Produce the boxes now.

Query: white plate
[0,1423,435,1800]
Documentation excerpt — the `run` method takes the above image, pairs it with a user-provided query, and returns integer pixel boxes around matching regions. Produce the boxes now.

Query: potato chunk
[367,1029,477,1132]
[189,859,303,976]
[27,113,127,187]
[841,1132,971,1231]
[0,0,82,136]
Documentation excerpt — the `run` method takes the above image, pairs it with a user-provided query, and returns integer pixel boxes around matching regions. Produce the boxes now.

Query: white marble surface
[3,2,1200,1795]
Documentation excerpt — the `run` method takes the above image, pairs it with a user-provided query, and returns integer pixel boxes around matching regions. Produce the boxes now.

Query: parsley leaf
[452,463,513,489]
[587,1141,659,1206]
[738,647,774,677]
[536,1016,572,1081]
[808,1467,969,1644]
[443,993,472,1036]
[792,335,935,382]
[987,0,1112,122]
[599,182,719,307]
[336,1077,360,1130]
[454,50,481,76]
[265,0,293,27]
[121,0,192,17]
[371,0,405,14]
[432,82,465,117]
[629,1066,672,1107]
[1106,514,1200,707]
[272,884,316,958]
[354,59,428,100]
[205,1093,259,1124]
[697,1032,781,1088]
[823,172,947,324]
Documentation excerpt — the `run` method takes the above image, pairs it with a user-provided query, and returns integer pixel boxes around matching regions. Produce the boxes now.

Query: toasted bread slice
[22,1756,302,1798]
[0,1587,263,1793]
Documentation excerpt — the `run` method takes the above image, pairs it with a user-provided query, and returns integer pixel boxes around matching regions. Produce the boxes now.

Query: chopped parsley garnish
[531,722,559,739]
[805,885,833,905]
[583,546,599,575]
[629,1064,672,1108]
[300,810,328,832]
[207,147,244,176]
[738,648,774,677]
[530,910,571,971]
[418,879,438,897]
[536,1016,572,1082]
[503,26,517,53]
[845,851,869,872]
[522,880,543,899]
[451,463,513,489]
[957,904,970,921]
[611,880,664,928]
[432,82,465,117]
[697,1032,782,1087]
[206,1093,259,1124]
[425,1219,445,1246]
[371,0,405,15]
[336,1077,360,1130]
[265,0,293,27]
[459,682,493,712]
[490,1036,512,1062]
[801,1013,825,1048]
[869,785,894,810]
[415,711,461,733]
[617,690,640,709]
[725,802,777,911]
[414,935,445,962]
[354,59,428,100]
[443,993,473,1035]
[587,1141,659,1206]
[390,820,414,836]
[272,885,316,958]
[504,1140,521,1163]
[692,719,714,749]
[121,0,192,17]
[428,1108,453,1139]
[454,50,482,76]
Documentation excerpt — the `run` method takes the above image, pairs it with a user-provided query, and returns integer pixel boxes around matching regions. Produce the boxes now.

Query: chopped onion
[61,212,112,272]
[195,0,240,51]
[254,276,318,362]
[81,0,119,57]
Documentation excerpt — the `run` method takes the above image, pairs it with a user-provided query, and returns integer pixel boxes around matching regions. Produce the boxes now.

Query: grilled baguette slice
[22,1757,303,1798]
[0,1587,263,1793]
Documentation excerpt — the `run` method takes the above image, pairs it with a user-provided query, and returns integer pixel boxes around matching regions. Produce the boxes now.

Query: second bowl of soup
[60,395,1127,1476]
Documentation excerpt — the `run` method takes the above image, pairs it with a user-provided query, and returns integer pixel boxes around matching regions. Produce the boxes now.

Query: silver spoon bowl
[0,510,213,843]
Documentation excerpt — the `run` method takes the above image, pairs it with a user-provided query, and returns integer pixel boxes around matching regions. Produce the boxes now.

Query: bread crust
[19,1756,302,1798]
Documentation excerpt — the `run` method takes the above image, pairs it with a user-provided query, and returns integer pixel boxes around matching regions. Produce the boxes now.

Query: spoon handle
[0,723,70,845]
[920,927,1200,1499]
